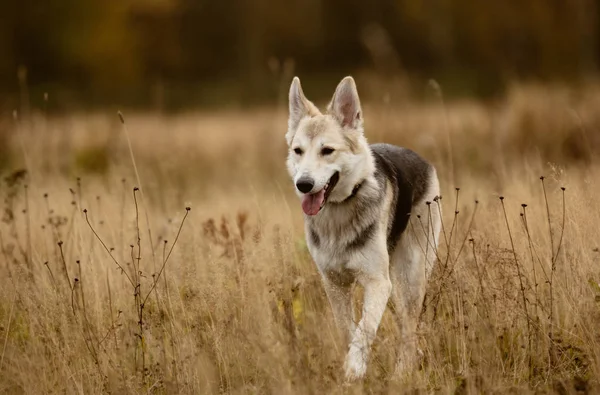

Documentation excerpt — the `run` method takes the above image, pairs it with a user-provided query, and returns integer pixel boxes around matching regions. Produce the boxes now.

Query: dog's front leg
[344,263,392,381]
[321,275,356,343]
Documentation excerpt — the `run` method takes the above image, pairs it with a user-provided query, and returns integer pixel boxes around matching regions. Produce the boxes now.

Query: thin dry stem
[84,209,135,287]
[500,197,533,381]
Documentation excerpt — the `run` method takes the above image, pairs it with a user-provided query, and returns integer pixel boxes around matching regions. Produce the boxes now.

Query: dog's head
[286,76,373,216]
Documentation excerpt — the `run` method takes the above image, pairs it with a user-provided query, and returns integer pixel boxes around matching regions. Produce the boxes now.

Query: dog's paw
[343,345,368,381]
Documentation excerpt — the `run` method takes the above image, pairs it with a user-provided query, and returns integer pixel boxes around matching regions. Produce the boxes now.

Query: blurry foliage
[0,124,10,172]
[0,0,598,108]
[73,145,110,175]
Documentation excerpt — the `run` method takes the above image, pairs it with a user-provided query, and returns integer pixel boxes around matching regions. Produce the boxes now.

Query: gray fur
[309,228,320,248]
[371,143,432,253]
[345,221,377,251]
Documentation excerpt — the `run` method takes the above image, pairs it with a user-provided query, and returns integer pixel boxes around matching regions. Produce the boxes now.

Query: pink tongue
[301,190,326,216]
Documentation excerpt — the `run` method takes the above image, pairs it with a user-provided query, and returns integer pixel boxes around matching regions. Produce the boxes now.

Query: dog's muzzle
[299,171,339,216]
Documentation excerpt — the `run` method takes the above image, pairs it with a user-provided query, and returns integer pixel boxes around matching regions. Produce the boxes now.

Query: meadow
[1,82,600,394]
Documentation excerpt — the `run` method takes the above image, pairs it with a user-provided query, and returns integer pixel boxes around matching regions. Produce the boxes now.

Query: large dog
[285,76,442,380]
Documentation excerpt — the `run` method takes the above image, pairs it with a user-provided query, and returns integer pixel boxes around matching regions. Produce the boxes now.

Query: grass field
[1,82,600,394]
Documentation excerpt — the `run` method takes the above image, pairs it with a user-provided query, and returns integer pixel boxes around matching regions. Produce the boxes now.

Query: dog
[285,76,442,381]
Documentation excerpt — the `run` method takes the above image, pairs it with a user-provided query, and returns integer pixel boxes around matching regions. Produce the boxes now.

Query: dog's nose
[296,178,314,194]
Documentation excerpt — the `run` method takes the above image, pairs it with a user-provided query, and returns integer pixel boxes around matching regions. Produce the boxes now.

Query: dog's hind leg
[389,230,428,376]
[390,199,441,376]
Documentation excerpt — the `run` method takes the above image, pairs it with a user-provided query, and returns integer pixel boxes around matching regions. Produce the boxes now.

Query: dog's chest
[308,239,358,286]
[305,212,377,276]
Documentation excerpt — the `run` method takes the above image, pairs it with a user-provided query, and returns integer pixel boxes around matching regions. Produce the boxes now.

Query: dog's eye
[321,147,335,156]
[293,148,303,155]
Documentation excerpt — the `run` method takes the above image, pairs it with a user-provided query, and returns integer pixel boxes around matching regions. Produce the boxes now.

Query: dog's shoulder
[370,143,432,205]
[369,143,434,251]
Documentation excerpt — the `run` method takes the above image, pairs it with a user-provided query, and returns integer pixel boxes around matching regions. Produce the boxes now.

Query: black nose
[296,178,314,193]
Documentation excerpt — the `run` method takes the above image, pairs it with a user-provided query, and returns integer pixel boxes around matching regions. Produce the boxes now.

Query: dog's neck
[342,182,364,203]
[331,138,377,203]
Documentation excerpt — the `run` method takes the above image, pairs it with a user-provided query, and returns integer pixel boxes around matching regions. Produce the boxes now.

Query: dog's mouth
[301,172,339,216]
[323,171,340,202]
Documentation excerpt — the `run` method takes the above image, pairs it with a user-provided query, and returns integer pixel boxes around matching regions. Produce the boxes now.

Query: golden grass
[1,83,600,394]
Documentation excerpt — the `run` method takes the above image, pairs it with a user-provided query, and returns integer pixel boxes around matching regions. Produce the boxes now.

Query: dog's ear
[328,76,362,129]
[288,77,308,132]
[288,77,321,143]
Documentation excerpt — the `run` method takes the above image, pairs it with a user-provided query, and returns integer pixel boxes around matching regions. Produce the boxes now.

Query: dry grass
[1,83,600,394]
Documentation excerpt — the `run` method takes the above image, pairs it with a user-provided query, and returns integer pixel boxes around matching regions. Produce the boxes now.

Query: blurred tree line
[1,0,598,110]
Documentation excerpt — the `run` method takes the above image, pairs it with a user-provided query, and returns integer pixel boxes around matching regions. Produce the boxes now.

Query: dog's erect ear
[328,76,362,129]
[287,77,321,143]
[288,77,308,132]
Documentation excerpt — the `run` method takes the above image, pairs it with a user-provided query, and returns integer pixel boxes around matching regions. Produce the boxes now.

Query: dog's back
[370,143,434,254]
